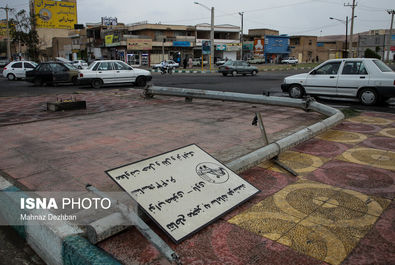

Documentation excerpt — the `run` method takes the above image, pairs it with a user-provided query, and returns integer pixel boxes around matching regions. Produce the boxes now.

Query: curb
[0,175,121,265]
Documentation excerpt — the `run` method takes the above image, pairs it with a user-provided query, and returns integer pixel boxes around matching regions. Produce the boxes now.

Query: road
[1,69,394,113]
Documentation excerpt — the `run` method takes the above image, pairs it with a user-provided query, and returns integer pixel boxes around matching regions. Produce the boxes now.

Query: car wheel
[33,78,43,86]
[231,70,237,77]
[222,73,228,77]
[7,73,16,81]
[91,79,103,89]
[359,88,378,106]
[288,85,304,98]
[135,76,147,87]
[251,70,257,76]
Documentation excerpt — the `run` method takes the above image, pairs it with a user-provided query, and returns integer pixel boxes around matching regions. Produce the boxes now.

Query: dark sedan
[218,60,258,77]
[26,61,80,86]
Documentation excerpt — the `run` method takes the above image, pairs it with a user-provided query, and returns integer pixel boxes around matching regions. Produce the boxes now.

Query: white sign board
[106,144,260,243]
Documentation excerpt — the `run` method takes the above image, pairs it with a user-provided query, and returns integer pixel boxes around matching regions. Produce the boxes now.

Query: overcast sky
[1,0,394,36]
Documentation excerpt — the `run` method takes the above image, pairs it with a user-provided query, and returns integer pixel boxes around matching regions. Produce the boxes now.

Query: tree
[10,10,40,61]
[364,48,381,59]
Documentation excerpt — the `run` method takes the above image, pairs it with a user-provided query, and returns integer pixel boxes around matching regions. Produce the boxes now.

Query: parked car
[247,58,265,64]
[281,57,299,64]
[0,56,9,68]
[218,60,258,77]
[2,61,37,80]
[71,60,88,69]
[78,60,152,88]
[25,61,79,86]
[281,58,395,105]
[152,60,179,69]
[192,58,208,66]
[215,58,226,66]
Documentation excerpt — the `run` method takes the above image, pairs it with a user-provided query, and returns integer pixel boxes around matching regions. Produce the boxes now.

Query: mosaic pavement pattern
[229,113,395,265]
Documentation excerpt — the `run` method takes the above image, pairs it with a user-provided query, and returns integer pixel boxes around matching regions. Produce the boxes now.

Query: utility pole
[239,12,244,60]
[0,5,14,61]
[210,6,214,70]
[345,0,357,58]
[386,9,394,62]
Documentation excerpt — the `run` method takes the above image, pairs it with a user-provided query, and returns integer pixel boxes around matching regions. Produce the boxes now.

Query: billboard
[34,0,77,29]
[202,40,211,55]
[127,39,152,50]
[254,39,264,55]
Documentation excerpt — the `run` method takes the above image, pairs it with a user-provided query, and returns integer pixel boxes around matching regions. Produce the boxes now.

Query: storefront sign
[106,144,260,243]
[34,0,77,29]
[202,40,211,55]
[216,44,226,51]
[226,43,241,52]
[243,43,254,51]
[127,39,152,50]
[105,35,114,46]
[173,41,191,47]
[391,46,395,52]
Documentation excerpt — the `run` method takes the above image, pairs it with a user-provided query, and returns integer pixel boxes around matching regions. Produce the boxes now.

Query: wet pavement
[0,87,394,264]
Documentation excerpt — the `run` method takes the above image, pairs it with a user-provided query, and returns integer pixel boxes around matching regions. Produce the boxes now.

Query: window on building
[309,40,312,45]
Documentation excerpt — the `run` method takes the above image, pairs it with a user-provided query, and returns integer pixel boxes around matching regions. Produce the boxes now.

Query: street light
[194,2,214,70]
[330,16,349,58]
[329,16,356,58]
[239,12,244,60]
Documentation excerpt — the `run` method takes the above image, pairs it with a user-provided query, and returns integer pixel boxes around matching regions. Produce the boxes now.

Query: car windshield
[372,60,393,72]
[63,63,78,70]
[87,62,97,70]
[223,60,234,66]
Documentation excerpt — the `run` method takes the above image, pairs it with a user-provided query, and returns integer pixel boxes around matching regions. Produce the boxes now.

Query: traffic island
[47,99,87,112]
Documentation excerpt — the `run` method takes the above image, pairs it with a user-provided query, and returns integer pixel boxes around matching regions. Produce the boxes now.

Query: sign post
[106,144,259,243]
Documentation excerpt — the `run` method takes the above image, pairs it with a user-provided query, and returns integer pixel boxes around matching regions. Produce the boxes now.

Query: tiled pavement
[98,112,395,265]
[0,89,394,264]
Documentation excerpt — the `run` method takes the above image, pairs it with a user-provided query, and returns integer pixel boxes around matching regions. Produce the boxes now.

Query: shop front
[126,38,152,67]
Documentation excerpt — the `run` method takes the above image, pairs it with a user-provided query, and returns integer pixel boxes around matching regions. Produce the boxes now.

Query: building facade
[289,36,318,63]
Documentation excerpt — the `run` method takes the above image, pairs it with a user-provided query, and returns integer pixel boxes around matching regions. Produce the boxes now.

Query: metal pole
[345,0,357,58]
[239,12,244,60]
[386,10,394,62]
[210,7,214,70]
[162,37,165,62]
[345,16,348,58]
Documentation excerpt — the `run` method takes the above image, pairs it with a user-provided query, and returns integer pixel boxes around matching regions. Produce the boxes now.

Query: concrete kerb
[0,174,121,265]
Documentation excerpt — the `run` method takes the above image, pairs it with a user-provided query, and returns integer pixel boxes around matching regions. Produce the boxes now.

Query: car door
[11,62,24,78]
[23,62,36,78]
[51,63,70,82]
[96,62,116,84]
[304,61,342,95]
[336,60,370,97]
[113,61,134,83]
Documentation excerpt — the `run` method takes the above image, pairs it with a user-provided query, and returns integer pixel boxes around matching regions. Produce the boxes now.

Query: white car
[2,61,37,80]
[281,58,395,105]
[78,60,152,88]
[71,60,88,69]
[152,60,179,69]
[281,57,299,64]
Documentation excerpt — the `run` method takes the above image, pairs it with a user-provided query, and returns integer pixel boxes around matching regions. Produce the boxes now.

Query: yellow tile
[279,219,351,265]
[258,151,326,175]
[228,196,301,240]
[316,130,367,144]
[347,115,393,126]
[377,128,395,138]
[338,147,395,171]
